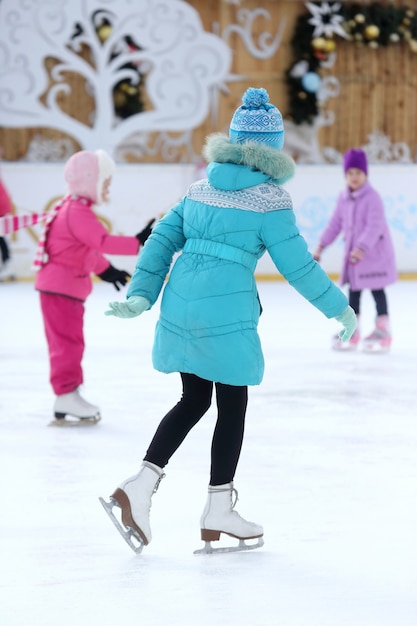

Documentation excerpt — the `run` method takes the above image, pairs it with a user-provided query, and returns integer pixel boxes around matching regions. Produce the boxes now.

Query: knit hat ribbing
[343,149,368,175]
[229,87,284,150]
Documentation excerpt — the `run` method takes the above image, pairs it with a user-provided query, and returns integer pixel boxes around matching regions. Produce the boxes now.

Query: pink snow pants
[40,292,85,395]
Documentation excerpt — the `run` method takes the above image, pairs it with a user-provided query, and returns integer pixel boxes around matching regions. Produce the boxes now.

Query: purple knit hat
[343,149,368,175]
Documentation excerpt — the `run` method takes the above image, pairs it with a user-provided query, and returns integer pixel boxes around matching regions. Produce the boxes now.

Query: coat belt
[183,238,257,271]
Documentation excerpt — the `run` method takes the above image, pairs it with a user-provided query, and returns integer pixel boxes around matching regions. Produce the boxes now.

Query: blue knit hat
[229,87,284,150]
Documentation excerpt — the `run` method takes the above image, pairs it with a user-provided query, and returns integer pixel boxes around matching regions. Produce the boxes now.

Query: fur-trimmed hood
[202,133,295,185]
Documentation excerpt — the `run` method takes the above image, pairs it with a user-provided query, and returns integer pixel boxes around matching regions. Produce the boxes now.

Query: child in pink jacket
[314,149,397,352]
[34,149,154,424]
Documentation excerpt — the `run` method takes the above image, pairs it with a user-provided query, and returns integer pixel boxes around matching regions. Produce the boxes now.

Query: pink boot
[363,315,392,353]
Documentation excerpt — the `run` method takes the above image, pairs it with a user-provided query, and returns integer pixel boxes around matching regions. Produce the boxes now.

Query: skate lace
[153,472,166,494]
[231,487,239,509]
[366,328,387,341]
[230,488,258,528]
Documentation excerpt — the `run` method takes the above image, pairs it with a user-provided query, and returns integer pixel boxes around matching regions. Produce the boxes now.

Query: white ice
[0,279,416,626]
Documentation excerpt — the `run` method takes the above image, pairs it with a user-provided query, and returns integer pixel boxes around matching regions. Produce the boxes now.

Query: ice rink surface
[0,279,416,626]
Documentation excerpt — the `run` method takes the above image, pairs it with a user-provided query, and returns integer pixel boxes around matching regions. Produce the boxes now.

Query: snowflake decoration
[306,2,348,39]
[290,60,309,78]
[364,131,411,164]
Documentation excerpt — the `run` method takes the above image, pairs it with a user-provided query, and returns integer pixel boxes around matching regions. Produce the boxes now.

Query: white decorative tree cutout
[0,0,231,157]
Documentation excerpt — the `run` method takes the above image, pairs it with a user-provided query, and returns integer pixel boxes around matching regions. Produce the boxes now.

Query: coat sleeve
[0,180,12,217]
[92,254,111,276]
[127,200,186,305]
[261,208,348,318]
[67,206,139,256]
[319,195,343,248]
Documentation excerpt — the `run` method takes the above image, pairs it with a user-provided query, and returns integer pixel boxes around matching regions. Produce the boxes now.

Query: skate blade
[362,343,390,354]
[99,496,144,554]
[193,537,264,555]
[48,415,101,427]
[0,274,16,283]
[332,339,358,352]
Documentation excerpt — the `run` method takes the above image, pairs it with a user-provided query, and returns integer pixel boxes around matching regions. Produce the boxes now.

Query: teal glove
[105,295,150,319]
[335,305,357,342]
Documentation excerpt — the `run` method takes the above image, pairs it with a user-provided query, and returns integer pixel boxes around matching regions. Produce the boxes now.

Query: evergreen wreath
[286,1,417,125]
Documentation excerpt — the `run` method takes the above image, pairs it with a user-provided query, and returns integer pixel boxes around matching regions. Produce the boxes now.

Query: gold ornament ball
[114,91,127,106]
[298,91,307,100]
[312,37,327,51]
[120,83,138,95]
[98,24,112,42]
[365,25,380,40]
[354,14,365,24]
[324,39,336,52]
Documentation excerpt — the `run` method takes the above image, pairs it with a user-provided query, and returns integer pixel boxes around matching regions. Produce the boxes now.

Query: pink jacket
[0,180,12,217]
[319,181,397,291]
[35,195,139,301]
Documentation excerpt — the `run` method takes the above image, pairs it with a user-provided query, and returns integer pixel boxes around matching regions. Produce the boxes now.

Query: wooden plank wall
[1,0,417,162]
[319,16,417,155]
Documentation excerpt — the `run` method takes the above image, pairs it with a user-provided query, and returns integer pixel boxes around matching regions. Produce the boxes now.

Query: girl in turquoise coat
[101,88,356,555]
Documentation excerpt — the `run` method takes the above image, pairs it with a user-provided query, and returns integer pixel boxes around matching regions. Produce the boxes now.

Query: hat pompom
[229,86,284,150]
[242,87,270,109]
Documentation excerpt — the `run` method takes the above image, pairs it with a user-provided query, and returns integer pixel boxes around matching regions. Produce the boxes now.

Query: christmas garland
[286,1,417,125]
[72,10,145,121]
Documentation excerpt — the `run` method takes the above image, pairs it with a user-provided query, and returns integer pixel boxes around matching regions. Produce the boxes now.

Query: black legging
[144,372,248,486]
[0,237,10,263]
[349,288,388,316]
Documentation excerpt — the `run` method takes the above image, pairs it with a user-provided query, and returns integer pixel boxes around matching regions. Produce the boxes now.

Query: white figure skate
[99,462,165,554]
[0,259,16,282]
[194,483,264,555]
[49,388,101,426]
[363,315,392,353]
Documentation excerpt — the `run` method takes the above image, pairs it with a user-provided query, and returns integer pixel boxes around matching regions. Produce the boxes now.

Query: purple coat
[319,181,397,290]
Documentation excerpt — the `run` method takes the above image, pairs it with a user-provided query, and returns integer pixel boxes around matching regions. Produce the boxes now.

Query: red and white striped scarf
[32,197,66,271]
[0,211,47,236]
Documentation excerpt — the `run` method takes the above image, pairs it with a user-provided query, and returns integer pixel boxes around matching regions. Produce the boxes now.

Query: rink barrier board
[1,163,416,279]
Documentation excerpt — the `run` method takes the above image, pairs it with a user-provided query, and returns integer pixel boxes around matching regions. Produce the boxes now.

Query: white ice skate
[99,462,165,554]
[194,483,264,555]
[363,315,392,353]
[0,260,16,282]
[49,388,101,426]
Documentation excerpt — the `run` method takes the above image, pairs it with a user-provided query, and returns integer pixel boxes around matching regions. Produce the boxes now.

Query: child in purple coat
[313,149,397,352]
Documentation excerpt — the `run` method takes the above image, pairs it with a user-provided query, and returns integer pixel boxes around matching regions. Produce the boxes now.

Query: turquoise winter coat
[127,135,348,386]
